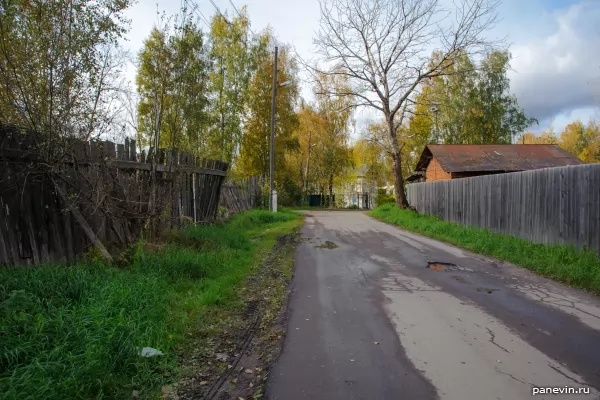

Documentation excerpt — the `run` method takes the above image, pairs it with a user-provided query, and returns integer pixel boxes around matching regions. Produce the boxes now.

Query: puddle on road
[477,287,499,294]
[429,263,449,271]
[314,241,339,249]
[426,261,473,272]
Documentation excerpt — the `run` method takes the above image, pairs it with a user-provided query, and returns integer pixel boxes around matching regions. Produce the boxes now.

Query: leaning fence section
[0,125,229,266]
[218,177,262,218]
[406,164,600,254]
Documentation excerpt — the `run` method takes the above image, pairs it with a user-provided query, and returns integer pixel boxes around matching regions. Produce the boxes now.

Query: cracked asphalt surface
[266,211,600,400]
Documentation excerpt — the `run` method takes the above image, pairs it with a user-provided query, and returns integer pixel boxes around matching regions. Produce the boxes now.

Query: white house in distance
[336,166,378,209]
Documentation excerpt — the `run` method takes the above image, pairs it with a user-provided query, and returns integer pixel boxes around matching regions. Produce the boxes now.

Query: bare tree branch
[312,0,501,207]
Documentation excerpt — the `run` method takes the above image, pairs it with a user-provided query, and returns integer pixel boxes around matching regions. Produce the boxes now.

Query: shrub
[375,190,395,206]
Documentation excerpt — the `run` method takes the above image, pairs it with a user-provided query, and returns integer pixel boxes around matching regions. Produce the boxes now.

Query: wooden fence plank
[117,144,125,160]
[129,139,136,161]
[125,138,130,161]
[104,141,116,160]
[0,197,9,264]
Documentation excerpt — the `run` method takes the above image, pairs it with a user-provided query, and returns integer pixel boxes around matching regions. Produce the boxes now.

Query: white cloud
[119,0,321,96]
[507,1,600,131]
[117,0,600,135]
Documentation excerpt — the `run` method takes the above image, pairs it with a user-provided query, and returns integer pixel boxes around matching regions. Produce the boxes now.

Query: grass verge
[371,204,600,295]
[0,209,302,400]
[289,206,363,211]
[176,222,301,400]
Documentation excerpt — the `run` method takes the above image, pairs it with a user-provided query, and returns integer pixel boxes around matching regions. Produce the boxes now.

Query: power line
[208,0,231,25]
[227,0,242,18]
[183,0,212,29]
[228,0,257,37]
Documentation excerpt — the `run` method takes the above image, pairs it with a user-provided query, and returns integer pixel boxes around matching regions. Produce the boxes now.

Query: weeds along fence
[0,125,229,266]
[218,177,262,218]
[406,164,600,254]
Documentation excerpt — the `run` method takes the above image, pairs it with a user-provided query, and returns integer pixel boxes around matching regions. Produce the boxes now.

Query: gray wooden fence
[406,164,600,254]
[218,177,262,218]
[0,124,229,266]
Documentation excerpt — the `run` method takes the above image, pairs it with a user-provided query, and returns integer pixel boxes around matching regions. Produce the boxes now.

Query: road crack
[516,284,600,321]
[486,327,510,353]
[547,362,589,387]
[496,369,537,388]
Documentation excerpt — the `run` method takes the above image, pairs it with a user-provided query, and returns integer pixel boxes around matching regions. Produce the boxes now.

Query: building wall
[425,157,452,181]
[335,176,376,209]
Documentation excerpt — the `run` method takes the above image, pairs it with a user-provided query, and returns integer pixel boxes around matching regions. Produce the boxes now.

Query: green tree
[207,9,266,162]
[170,21,211,153]
[405,81,440,176]
[408,85,435,145]
[351,137,391,187]
[314,73,354,205]
[136,16,211,155]
[407,50,478,145]
[286,103,329,199]
[237,44,299,187]
[136,25,172,150]
[471,51,537,143]
[0,0,133,139]
[415,50,536,145]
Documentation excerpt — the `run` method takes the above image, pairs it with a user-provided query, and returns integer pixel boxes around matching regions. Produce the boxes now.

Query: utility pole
[304,131,313,203]
[431,102,440,144]
[220,57,225,157]
[269,46,278,211]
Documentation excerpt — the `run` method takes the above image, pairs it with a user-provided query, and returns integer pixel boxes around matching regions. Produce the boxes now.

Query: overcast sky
[121,0,600,135]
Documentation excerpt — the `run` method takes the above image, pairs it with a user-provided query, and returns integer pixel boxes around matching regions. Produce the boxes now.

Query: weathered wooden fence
[219,177,262,217]
[406,164,600,254]
[0,125,229,265]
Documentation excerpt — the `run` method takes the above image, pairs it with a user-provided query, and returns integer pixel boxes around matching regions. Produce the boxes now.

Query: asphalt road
[266,211,600,400]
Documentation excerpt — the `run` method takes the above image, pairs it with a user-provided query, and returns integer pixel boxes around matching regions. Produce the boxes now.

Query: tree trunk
[328,174,334,208]
[391,151,409,208]
[388,121,409,208]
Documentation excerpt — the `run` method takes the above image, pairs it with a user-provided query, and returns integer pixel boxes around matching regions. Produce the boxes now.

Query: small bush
[375,189,395,206]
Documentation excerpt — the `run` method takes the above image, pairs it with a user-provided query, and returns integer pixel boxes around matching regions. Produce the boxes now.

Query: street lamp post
[431,102,440,144]
[304,132,317,204]
[269,45,290,212]
[269,47,278,212]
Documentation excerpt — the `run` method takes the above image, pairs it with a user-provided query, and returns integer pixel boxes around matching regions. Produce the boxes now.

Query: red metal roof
[415,144,582,173]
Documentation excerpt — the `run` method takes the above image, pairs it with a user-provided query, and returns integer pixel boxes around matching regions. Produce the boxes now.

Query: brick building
[408,144,582,183]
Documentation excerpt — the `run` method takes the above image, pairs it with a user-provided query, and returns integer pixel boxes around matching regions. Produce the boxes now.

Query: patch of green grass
[289,206,363,211]
[371,204,600,295]
[0,209,302,399]
[288,205,324,211]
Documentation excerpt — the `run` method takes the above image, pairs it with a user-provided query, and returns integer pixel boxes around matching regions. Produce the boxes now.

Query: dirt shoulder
[174,229,301,400]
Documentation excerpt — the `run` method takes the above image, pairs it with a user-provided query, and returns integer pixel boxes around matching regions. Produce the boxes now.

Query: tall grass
[371,204,600,295]
[0,209,300,399]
